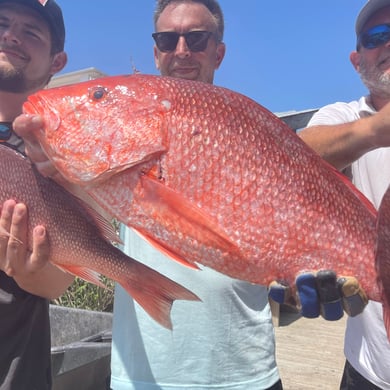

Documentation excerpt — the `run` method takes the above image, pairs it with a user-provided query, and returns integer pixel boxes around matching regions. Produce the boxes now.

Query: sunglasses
[358,23,390,49]
[152,31,216,52]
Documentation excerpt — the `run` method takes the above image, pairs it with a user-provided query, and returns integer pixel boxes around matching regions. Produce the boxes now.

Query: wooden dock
[274,309,347,389]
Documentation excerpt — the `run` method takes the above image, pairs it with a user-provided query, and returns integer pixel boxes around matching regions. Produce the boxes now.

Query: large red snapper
[0,144,199,329]
[23,74,390,337]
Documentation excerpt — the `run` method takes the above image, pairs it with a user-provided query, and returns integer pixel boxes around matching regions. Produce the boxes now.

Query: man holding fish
[109,1,285,389]
[299,0,390,388]
[0,0,71,389]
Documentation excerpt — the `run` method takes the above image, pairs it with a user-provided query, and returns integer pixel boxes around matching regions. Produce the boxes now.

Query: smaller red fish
[0,144,199,329]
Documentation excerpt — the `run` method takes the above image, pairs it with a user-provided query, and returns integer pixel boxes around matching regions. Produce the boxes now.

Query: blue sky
[55,1,368,113]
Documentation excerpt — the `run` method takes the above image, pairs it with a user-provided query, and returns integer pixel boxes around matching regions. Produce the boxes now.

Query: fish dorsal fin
[324,159,377,217]
[134,174,241,266]
[375,184,390,342]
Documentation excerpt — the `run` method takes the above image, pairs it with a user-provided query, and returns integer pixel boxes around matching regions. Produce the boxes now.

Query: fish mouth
[23,94,61,131]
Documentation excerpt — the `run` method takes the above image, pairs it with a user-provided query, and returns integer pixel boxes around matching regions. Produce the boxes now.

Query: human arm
[299,100,390,170]
[0,199,74,299]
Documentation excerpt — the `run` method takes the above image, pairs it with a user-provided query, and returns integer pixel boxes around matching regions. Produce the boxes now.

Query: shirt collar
[358,95,377,116]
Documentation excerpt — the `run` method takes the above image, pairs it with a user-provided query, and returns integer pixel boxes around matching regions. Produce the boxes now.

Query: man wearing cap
[0,1,71,389]
[300,0,390,388]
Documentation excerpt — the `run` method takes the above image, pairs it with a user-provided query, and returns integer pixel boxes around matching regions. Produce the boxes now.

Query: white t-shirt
[307,96,390,389]
[110,225,280,390]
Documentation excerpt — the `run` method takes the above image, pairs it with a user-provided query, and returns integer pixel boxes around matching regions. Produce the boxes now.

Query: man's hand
[268,270,368,320]
[0,199,74,299]
[0,200,49,278]
[13,114,58,178]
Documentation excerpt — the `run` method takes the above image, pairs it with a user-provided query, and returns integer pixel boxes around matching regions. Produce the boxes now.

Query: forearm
[299,118,376,170]
[14,262,74,300]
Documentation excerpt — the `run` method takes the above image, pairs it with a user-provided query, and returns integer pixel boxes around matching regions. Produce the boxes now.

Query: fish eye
[88,86,107,101]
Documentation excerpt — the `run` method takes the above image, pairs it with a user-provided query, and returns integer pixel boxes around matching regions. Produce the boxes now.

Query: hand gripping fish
[0,145,199,329]
[22,74,390,339]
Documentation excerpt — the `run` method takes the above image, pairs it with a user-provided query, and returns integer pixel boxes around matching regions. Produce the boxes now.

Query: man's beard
[0,66,49,93]
[359,54,390,99]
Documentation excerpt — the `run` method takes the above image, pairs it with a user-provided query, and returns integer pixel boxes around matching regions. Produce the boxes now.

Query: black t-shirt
[0,272,52,390]
[0,135,52,389]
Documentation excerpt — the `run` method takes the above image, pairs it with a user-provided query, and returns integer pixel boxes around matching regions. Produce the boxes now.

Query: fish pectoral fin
[57,265,108,289]
[132,228,200,270]
[139,175,240,263]
[63,187,122,244]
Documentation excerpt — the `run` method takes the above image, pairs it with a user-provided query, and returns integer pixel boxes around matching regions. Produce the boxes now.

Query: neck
[0,90,31,122]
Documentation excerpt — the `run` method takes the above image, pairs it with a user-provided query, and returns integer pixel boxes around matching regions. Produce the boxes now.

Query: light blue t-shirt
[110,226,280,389]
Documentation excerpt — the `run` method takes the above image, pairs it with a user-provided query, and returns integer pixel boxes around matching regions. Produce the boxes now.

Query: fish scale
[23,73,390,339]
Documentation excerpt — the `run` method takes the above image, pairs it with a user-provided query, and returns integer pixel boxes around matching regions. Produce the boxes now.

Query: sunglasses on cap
[358,23,390,49]
[152,31,217,53]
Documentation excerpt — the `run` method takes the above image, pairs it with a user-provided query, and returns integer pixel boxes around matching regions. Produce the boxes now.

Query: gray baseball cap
[356,0,390,36]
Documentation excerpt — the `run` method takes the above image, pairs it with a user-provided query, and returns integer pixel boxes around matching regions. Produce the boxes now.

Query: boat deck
[274,309,347,389]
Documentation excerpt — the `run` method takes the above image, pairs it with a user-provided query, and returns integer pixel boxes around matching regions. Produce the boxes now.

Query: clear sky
[55,0,369,114]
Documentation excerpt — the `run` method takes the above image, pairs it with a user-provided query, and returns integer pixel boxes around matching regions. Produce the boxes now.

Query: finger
[12,114,43,142]
[9,203,27,245]
[0,200,15,273]
[269,280,289,304]
[0,199,15,236]
[268,280,298,306]
[338,276,368,317]
[28,225,50,272]
[296,273,320,318]
[316,270,344,321]
[3,203,27,276]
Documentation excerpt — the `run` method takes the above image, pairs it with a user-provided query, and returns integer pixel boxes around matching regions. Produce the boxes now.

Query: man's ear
[350,51,361,72]
[215,42,226,69]
[51,51,68,75]
[154,46,161,71]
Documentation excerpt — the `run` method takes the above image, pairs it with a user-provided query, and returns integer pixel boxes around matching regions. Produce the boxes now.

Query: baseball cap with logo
[0,0,65,52]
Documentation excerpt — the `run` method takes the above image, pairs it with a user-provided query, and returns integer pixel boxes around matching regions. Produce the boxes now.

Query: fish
[0,144,199,329]
[22,73,390,338]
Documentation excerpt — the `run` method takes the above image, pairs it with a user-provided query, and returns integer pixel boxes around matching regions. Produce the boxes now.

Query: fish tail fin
[119,263,201,330]
[375,184,390,341]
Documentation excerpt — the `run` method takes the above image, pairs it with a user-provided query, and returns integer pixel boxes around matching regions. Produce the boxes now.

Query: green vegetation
[52,277,115,313]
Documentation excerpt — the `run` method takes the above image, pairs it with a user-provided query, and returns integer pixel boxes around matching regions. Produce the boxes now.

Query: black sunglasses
[152,31,216,53]
[358,23,390,49]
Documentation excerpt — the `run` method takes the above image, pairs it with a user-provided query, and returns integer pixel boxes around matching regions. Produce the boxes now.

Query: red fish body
[0,144,198,329]
[23,74,390,335]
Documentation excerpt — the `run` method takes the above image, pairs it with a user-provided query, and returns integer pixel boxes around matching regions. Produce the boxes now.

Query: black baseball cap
[0,0,65,52]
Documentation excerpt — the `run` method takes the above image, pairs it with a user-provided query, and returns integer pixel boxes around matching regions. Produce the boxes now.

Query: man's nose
[175,36,191,57]
[0,27,21,44]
